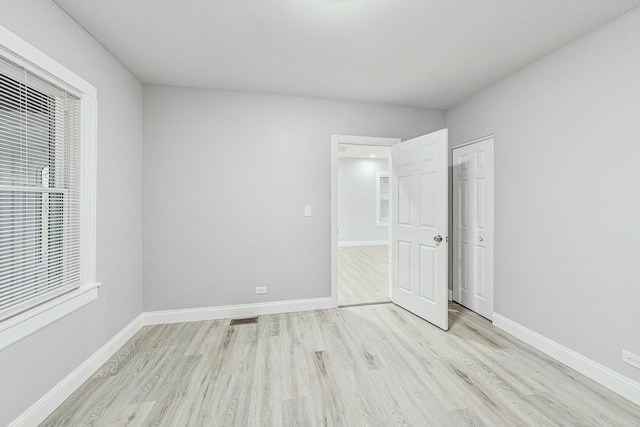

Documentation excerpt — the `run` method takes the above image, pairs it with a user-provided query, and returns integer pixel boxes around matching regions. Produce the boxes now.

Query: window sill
[0,283,100,352]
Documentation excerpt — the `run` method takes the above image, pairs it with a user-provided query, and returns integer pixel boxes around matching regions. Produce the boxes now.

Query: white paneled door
[452,138,494,320]
[391,129,449,330]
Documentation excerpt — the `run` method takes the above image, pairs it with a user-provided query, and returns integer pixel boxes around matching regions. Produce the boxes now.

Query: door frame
[450,134,495,315]
[331,135,400,307]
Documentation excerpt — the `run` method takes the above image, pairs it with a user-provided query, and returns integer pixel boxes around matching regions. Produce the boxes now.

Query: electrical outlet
[255,286,267,295]
[622,350,640,370]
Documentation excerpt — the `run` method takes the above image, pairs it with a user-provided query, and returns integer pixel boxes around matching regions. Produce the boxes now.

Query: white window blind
[0,56,81,321]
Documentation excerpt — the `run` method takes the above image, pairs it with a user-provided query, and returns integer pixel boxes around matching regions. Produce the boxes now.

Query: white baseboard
[10,314,145,427]
[142,297,335,325]
[338,240,388,247]
[448,290,453,301]
[493,313,640,406]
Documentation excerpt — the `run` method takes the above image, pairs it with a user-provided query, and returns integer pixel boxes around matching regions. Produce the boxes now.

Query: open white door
[391,129,449,330]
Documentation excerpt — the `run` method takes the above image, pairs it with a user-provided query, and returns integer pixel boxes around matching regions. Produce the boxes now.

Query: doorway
[452,136,495,320]
[331,130,450,330]
[331,135,398,306]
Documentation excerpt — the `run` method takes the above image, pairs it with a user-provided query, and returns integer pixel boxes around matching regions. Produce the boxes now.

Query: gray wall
[446,7,640,383]
[143,86,444,310]
[0,1,144,425]
[338,158,389,243]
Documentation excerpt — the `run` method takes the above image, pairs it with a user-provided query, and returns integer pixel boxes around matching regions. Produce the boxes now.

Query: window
[0,27,97,349]
[376,171,389,225]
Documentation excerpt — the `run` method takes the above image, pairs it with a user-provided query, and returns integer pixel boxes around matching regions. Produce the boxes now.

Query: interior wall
[445,7,640,383]
[338,157,389,244]
[143,85,444,311]
[0,2,144,425]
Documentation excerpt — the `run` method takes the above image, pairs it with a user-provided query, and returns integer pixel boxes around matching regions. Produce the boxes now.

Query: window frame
[0,25,99,351]
[376,170,390,226]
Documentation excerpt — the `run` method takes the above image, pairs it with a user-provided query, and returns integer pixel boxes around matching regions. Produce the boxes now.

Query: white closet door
[452,138,494,320]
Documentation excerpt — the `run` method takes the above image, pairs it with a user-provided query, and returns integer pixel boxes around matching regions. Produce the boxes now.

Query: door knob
[478,236,484,242]
[434,235,443,243]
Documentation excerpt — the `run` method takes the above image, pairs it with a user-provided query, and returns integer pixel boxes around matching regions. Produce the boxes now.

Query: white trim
[142,297,334,325]
[448,289,453,301]
[9,313,144,427]
[493,313,640,406]
[0,24,97,98]
[0,24,99,349]
[331,135,399,307]
[80,96,98,286]
[450,134,494,149]
[331,135,399,146]
[0,284,100,352]
[338,240,389,247]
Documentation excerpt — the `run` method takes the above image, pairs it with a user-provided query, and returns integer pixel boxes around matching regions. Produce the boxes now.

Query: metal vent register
[230,317,258,326]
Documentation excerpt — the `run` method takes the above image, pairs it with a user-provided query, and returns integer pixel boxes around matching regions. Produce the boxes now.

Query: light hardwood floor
[43,303,640,426]
[338,245,389,305]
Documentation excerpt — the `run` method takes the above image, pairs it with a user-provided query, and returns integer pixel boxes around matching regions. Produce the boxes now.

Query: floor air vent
[230,317,258,326]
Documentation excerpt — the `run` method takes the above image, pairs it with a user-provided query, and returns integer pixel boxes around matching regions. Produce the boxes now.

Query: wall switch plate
[255,286,267,295]
[304,205,312,217]
[622,350,640,369]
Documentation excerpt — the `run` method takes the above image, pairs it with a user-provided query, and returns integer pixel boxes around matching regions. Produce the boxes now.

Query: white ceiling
[54,0,640,109]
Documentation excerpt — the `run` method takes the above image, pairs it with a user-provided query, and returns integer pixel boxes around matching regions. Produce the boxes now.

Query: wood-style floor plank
[42,303,640,426]
[338,245,389,305]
